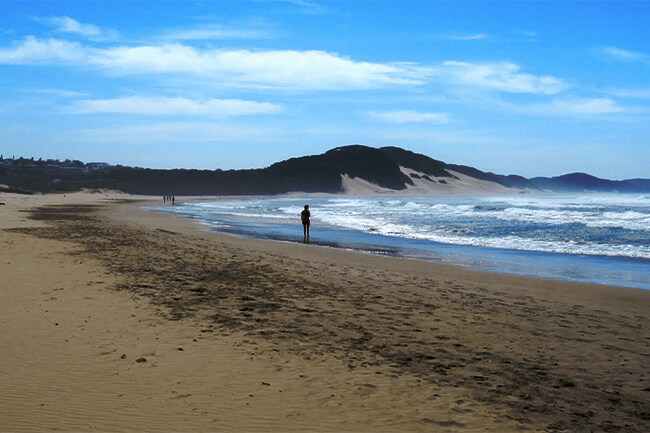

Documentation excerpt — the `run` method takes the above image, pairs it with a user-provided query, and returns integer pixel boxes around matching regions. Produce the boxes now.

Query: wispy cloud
[34,16,119,41]
[57,121,281,149]
[273,0,328,14]
[368,110,449,124]
[65,96,282,117]
[511,30,539,42]
[20,88,88,98]
[437,61,568,95]
[600,46,650,64]
[441,33,489,41]
[525,97,625,116]
[0,37,432,90]
[282,0,320,7]
[160,24,272,41]
[609,88,650,99]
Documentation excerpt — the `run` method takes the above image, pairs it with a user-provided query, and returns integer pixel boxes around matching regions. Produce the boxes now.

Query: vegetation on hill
[1,146,648,195]
[0,145,417,195]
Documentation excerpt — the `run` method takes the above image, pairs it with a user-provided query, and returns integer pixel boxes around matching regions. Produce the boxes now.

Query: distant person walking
[301,204,310,243]
[171,194,175,206]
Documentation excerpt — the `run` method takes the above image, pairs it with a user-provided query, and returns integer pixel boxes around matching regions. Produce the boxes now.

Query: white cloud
[65,96,282,116]
[92,46,431,89]
[0,37,431,90]
[34,16,119,41]
[601,46,649,63]
[438,61,568,95]
[0,37,570,96]
[527,97,625,116]
[368,110,449,123]
[0,36,87,64]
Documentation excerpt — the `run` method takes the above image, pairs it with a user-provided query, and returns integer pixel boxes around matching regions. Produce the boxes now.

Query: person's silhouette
[301,204,310,243]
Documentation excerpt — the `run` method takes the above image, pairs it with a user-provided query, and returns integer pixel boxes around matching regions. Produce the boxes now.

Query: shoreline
[136,197,648,302]
[149,195,650,292]
[2,192,649,432]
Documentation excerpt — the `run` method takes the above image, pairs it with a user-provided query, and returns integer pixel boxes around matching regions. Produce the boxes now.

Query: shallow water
[152,194,650,290]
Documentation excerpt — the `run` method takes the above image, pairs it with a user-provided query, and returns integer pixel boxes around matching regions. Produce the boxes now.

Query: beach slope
[1,192,648,432]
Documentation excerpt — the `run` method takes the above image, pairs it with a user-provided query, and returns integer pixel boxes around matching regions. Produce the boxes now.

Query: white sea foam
[316,195,650,232]
[161,194,650,260]
[313,207,650,259]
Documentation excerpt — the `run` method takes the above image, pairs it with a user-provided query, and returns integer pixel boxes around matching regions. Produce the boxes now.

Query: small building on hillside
[86,162,112,172]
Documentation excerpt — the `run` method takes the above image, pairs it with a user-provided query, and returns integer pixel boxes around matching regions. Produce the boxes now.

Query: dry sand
[1,192,648,432]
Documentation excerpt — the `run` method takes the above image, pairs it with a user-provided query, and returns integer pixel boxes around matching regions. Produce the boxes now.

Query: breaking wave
[160,194,650,260]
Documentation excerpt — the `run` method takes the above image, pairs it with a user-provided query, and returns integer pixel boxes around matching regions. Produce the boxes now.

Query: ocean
[152,194,650,290]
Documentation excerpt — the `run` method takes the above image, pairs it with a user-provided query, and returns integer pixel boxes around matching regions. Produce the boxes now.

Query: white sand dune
[341,167,518,196]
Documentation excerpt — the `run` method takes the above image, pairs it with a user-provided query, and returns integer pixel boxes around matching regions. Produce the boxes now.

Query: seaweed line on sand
[8,203,650,432]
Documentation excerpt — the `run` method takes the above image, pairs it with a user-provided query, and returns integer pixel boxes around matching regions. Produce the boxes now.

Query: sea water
[152,194,650,290]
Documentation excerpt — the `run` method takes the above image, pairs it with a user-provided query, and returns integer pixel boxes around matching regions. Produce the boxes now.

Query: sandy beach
[1,191,648,432]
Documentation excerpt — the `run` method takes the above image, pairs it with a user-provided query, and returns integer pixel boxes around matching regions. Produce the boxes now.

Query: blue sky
[1,0,648,179]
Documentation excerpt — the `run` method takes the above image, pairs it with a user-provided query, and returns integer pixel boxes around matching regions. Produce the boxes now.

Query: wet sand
[1,192,649,432]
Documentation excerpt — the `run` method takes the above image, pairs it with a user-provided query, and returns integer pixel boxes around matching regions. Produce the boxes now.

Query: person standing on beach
[171,194,175,206]
[301,204,310,243]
